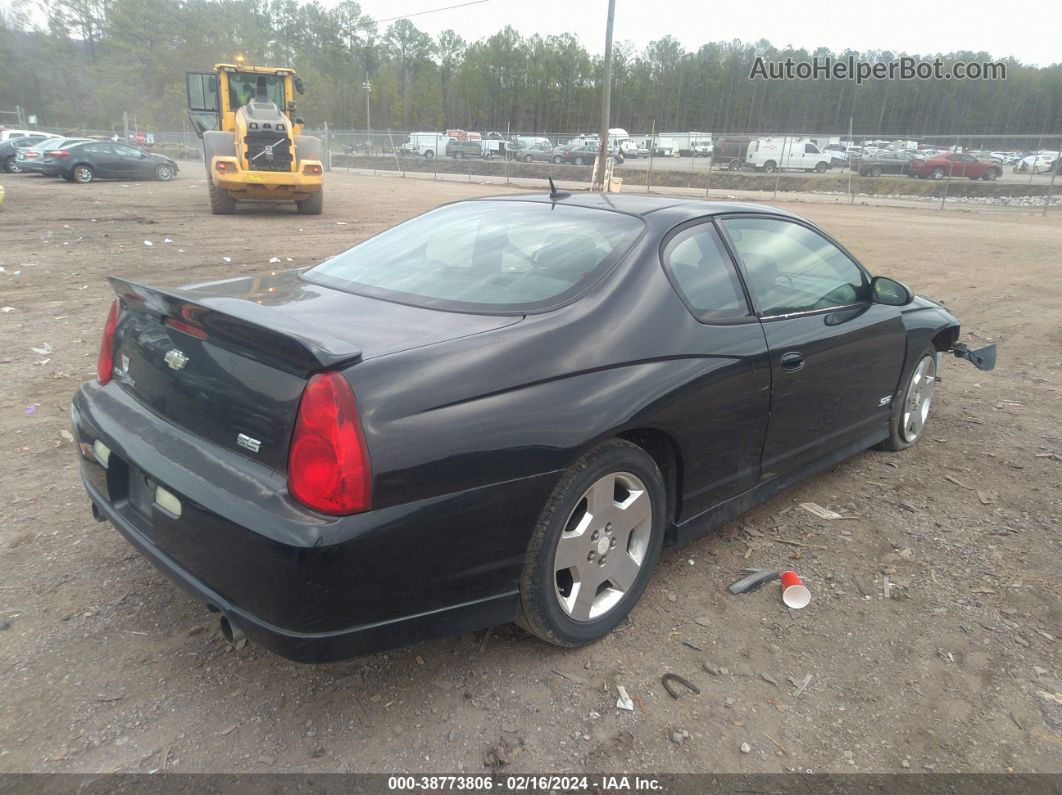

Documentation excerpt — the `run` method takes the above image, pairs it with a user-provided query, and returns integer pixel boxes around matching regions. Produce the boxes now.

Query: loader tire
[208,180,236,214]
[296,191,323,215]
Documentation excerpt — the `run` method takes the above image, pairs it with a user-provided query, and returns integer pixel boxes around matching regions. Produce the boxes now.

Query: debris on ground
[616,685,635,711]
[799,502,843,520]
[661,673,700,699]
[670,729,689,745]
[728,569,780,595]
[788,673,813,697]
[740,742,752,754]
[781,571,812,609]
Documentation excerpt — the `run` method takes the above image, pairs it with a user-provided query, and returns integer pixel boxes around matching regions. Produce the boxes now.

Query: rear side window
[662,223,749,320]
[305,201,644,313]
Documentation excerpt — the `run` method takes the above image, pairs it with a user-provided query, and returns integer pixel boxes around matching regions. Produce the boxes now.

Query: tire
[3,156,19,173]
[575,156,585,166]
[517,440,666,647]
[455,151,463,160]
[296,190,323,214]
[869,165,883,177]
[983,169,999,181]
[931,167,946,180]
[877,348,937,452]
[72,164,95,183]
[207,179,236,214]
[763,161,777,173]
[815,162,829,173]
[728,159,741,171]
[424,149,434,160]
[524,155,532,163]
[155,163,175,181]
[553,155,563,164]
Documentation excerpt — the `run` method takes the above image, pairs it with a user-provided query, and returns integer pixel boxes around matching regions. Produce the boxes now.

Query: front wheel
[575,156,585,166]
[518,440,665,647]
[524,155,533,163]
[878,349,937,451]
[728,159,741,171]
[424,150,434,160]
[869,165,883,177]
[983,169,1000,181]
[155,163,175,181]
[763,161,777,173]
[931,167,946,180]
[296,191,323,215]
[72,164,95,183]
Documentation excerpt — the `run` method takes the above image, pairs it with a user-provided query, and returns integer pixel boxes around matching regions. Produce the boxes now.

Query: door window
[81,144,111,154]
[721,217,868,317]
[662,223,749,320]
[114,144,140,157]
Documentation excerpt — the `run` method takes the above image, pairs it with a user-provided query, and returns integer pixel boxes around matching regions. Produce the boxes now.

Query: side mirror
[294,76,305,95]
[871,275,914,306]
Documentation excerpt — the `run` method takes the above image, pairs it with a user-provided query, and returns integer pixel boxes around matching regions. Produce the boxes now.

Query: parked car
[72,193,994,662]
[1014,152,1060,174]
[53,141,179,183]
[517,142,556,163]
[907,153,1002,180]
[446,139,485,159]
[0,133,55,172]
[399,132,451,159]
[552,143,623,165]
[16,137,92,175]
[852,151,919,177]
[0,128,59,142]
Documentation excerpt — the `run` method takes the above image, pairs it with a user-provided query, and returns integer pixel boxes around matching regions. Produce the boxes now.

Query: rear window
[304,201,644,313]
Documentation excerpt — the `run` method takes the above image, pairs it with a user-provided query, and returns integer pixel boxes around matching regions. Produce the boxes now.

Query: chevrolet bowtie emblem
[164,349,189,371]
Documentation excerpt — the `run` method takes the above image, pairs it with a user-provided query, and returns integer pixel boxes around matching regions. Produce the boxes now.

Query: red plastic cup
[781,570,811,609]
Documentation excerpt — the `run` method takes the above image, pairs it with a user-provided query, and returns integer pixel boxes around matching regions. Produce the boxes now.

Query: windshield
[305,201,644,313]
[228,73,285,110]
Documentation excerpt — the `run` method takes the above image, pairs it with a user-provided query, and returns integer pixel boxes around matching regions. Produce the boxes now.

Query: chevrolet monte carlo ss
[72,192,996,662]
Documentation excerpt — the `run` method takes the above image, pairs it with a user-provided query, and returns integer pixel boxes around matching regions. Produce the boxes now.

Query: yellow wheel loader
[186,62,324,214]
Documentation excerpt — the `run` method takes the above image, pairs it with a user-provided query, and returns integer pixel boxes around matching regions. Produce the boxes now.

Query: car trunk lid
[109,271,521,471]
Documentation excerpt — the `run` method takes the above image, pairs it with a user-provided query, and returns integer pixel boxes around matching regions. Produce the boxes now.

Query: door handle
[780,351,805,372]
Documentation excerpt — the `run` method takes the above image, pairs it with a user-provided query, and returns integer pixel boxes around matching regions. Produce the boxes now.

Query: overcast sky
[349,0,1056,67]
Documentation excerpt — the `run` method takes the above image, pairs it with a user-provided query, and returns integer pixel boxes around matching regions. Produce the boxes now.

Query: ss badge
[237,433,261,453]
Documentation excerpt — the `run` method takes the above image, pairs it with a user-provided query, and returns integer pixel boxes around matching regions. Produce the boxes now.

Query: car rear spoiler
[950,342,996,371]
[109,277,363,375]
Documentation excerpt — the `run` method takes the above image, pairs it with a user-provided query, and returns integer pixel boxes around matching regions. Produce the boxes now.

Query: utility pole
[363,81,372,154]
[592,0,616,191]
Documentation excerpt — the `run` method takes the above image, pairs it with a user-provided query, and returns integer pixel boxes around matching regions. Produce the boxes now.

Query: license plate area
[128,467,157,519]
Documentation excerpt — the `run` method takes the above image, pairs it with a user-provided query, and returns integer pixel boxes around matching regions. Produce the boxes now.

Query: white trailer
[745,137,832,173]
[662,132,713,157]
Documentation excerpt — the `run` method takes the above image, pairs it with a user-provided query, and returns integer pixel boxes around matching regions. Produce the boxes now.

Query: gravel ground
[0,171,1059,775]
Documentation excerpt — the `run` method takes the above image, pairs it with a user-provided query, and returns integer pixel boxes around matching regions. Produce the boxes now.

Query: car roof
[474,192,801,222]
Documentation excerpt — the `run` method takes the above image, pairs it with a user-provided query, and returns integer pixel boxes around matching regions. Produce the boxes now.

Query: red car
[907,153,1002,181]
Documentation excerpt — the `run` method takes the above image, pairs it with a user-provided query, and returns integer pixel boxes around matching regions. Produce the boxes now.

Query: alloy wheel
[553,471,652,622]
[901,356,936,443]
[73,166,93,183]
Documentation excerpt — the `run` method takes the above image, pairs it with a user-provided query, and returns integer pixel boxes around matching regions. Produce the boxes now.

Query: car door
[659,219,771,514]
[719,215,907,479]
[111,143,145,177]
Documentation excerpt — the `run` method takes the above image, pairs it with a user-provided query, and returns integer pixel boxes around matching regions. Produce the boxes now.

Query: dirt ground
[0,170,1059,775]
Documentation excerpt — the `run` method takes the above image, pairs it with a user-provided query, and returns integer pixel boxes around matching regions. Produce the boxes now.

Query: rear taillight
[50,150,70,157]
[288,372,372,515]
[303,163,322,175]
[97,300,120,384]
[215,161,234,173]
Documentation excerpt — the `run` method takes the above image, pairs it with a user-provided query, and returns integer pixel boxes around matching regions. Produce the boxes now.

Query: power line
[374,0,490,24]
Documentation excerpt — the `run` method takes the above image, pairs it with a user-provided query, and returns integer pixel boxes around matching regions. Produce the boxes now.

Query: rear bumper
[72,382,557,662]
[211,162,323,200]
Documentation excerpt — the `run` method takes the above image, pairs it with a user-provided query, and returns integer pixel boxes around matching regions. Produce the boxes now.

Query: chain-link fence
[9,122,1059,214]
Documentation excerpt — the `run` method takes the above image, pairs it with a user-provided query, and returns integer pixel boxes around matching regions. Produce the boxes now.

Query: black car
[0,133,57,173]
[552,143,623,166]
[72,194,994,662]
[54,141,179,183]
[853,151,918,177]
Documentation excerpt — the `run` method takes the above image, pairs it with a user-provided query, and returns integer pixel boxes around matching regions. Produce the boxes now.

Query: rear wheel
[931,167,946,180]
[72,164,95,183]
[424,149,434,159]
[524,155,533,163]
[553,155,563,164]
[518,440,665,647]
[3,156,19,173]
[575,156,585,166]
[208,180,236,214]
[869,165,883,177]
[155,163,175,181]
[296,191,323,215]
[763,160,777,173]
[728,159,741,171]
[878,348,937,451]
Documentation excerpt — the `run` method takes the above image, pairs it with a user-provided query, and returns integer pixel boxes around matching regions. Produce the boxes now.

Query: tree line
[1,0,1059,138]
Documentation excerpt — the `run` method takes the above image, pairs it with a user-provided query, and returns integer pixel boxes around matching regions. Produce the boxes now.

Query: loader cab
[186,64,303,138]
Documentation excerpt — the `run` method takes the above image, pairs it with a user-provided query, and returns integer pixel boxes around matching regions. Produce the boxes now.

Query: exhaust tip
[90,502,105,522]
[219,615,246,649]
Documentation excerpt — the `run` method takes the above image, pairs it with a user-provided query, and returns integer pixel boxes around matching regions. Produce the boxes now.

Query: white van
[745,138,832,173]
[400,132,450,159]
